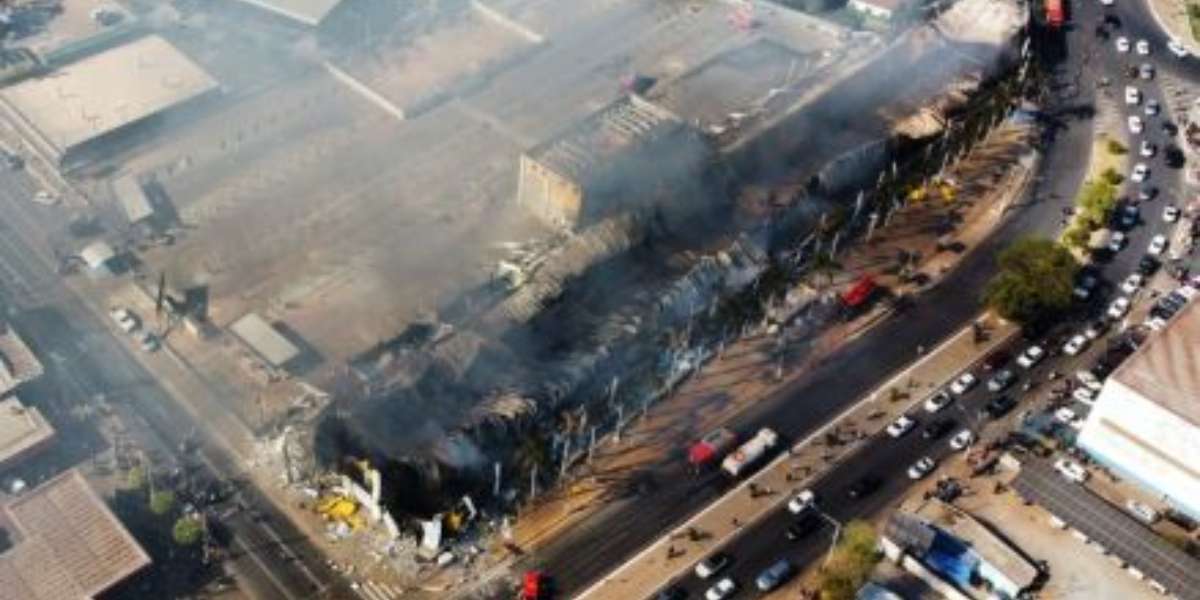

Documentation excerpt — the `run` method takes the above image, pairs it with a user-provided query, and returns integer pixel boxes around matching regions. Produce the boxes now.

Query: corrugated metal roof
[112,174,153,224]
[1110,299,1200,426]
[0,470,151,600]
[229,313,300,367]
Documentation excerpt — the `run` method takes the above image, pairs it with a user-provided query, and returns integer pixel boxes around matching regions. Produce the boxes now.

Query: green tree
[149,490,176,516]
[1106,139,1127,155]
[173,514,205,546]
[126,467,147,490]
[1100,168,1123,186]
[983,237,1080,324]
[1062,224,1091,251]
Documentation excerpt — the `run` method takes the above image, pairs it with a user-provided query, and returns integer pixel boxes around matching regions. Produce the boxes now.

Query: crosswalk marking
[356,581,401,600]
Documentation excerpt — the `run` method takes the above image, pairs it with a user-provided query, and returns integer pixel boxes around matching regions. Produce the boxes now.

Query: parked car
[1136,39,1151,54]
[1163,205,1181,223]
[785,513,822,541]
[924,391,953,413]
[1126,500,1161,524]
[1124,85,1141,105]
[755,559,795,592]
[1131,163,1150,183]
[1118,204,1139,229]
[922,418,955,440]
[656,586,687,600]
[1054,458,1090,484]
[1116,36,1131,52]
[949,372,978,395]
[1168,38,1190,57]
[986,369,1016,392]
[108,307,140,333]
[1015,345,1045,368]
[1108,230,1127,254]
[886,415,916,438]
[1148,234,1168,255]
[1138,186,1158,201]
[1073,387,1099,405]
[1076,370,1104,391]
[1140,140,1157,157]
[1138,255,1160,276]
[1121,272,1144,294]
[1063,334,1089,356]
[1083,320,1108,340]
[949,429,976,451]
[982,396,1017,420]
[1128,115,1144,134]
[1107,296,1132,319]
[696,553,731,579]
[907,456,937,480]
[1145,99,1161,116]
[705,578,737,600]
[1139,63,1155,79]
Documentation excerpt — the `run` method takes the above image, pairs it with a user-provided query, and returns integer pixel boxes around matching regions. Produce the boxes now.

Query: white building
[1077,300,1200,518]
[849,0,912,20]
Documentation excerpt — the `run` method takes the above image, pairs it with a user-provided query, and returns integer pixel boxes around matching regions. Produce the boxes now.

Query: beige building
[1077,299,1200,518]
[517,96,710,230]
[0,469,151,599]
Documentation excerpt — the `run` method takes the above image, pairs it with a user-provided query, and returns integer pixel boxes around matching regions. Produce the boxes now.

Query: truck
[688,428,739,471]
[721,428,779,478]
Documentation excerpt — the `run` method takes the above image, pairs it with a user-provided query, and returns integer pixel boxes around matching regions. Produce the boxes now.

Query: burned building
[516,95,716,231]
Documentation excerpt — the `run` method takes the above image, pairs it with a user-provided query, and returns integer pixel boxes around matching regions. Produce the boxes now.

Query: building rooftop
[223,0,346,26]
[229,313,300,367]
[0,469,151,600]
[0,396,55,471]
[852,0,912,13]
[913,501,1040,593]
[0,324,43,396]
[1110,299,1200,427]
[0,35,217,156]
[528,96,681,186]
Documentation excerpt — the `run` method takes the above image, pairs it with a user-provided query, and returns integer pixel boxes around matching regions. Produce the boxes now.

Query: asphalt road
[0,169,349,600]
[525,20,1102,599]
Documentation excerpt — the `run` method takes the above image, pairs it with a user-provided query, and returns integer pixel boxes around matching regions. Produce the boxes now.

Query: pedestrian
[732,517,742,527]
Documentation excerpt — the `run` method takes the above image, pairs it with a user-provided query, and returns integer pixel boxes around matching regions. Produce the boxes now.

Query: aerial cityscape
[0,0,1198,599]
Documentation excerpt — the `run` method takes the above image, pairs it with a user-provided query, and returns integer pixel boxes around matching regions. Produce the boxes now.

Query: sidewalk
[1145,0,1200,55]
[572,314,1018,600]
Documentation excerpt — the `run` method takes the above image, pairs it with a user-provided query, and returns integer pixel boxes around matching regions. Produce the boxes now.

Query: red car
[523,571,549,600]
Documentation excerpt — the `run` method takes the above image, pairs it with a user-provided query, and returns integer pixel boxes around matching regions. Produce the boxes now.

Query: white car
[1140,140,1156,157]
[1126,500,1161,524]
[1128,115,1144,134]
[887,415,916,438]
[1136,39,1151,55]
[1107,296,1131,319]
[949,429,976,451]
[1168,38,1190,58]
[1076,370,1103,391]
[1163,205,1181,223]
[1148,234,1168,255]
[1063,334,1089,356]
[108,307,140,333]
[948,372,978,395]
[1145,99,1161,116]
[907,456,937,480]
[137,331,160,352]
[1015,345,1045,369]
[1108,231,1127,254]
[786,489,816,514]
[1131,163,1150,183]
[1121,272,1144,294]
[1099,0,1113,5]
[705,578,737,600]
[924,391,953,413]
[1124,86,1141,105]
[1054,407,1078,426]
[1054,458,1090,484]
[696,554,731,579]
[33,190,58,205]
[1074,387,1099,405]
[1116,36,1131,53]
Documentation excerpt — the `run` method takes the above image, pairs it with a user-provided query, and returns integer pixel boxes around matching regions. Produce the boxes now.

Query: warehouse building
[516,96,712,230]
[0,35,217,168]
[1077,300,1200,518]
[0,469,151,599]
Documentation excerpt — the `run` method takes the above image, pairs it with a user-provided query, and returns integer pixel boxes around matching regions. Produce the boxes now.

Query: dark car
[1163,121,1179,136]
[922,418,955,440]
[655,585,687,600]
[981,349,1011,371]
[982,396,1017,420]
[846,474,882,500]
[1165,145,1186,169]
[1138,186,1158,201]
[785,513,822,541]
[1138,255,1160,276]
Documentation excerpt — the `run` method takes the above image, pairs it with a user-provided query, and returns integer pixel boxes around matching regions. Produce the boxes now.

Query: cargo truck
[721,428,778,477]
